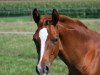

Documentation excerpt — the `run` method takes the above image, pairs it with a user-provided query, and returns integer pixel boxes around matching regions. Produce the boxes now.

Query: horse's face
[33,8,60,75]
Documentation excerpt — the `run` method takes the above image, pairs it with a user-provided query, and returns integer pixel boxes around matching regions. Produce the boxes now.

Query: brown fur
[33,14,100,75]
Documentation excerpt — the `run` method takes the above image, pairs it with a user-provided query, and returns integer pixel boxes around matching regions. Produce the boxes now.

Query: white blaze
[37,28,48,70]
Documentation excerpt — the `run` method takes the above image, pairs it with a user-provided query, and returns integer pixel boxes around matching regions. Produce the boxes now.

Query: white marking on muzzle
[37,28,48,71]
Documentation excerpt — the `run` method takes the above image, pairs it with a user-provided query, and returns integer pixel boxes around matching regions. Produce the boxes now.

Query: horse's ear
[32,8,40,24]
[52,9,59,26]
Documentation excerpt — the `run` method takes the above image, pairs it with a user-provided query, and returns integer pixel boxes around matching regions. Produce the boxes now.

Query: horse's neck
[58,23,92,70]
[57,20,100,74]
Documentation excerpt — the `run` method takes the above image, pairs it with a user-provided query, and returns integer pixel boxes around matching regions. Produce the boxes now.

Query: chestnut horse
[33,8,100,75]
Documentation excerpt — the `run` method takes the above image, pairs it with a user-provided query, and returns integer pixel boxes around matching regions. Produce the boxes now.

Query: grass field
[0,22,36,32]
[0,16,32,22]
[0,34,68,75]
[0,17,100,75]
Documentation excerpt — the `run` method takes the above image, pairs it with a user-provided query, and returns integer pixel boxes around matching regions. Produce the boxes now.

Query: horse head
[33,8,61,75]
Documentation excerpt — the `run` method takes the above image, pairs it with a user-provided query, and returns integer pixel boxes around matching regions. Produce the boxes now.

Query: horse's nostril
[43,66,49,74]
[36,65,49,74]
[45,66,49,71]
[36,66,39,74]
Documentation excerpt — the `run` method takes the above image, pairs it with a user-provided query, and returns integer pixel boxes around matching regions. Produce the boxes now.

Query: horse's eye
[51,37,58,43]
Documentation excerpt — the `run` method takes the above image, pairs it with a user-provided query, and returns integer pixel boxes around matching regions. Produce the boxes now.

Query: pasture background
[0,0,100,75]
[0,0,100,18]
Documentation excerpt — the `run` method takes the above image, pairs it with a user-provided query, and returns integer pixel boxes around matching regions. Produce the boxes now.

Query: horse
[32,8,100,75]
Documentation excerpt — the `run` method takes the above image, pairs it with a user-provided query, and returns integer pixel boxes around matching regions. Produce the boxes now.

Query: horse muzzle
[36,65,49,75]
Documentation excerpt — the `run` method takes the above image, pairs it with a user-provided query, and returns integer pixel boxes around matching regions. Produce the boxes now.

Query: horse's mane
[58,15,100,39]
[58,15,94,42]
[42,15,88,29]
[59,15,88,29]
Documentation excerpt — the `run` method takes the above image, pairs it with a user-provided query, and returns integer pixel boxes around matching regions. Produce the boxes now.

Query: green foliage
[0,0,100,18]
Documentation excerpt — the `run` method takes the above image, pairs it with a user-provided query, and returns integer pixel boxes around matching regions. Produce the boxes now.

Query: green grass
[0,16,32,22]
[0,34,37,75]
[0,56,36,75]
[0,34,68,75]
[0,22,37,32]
